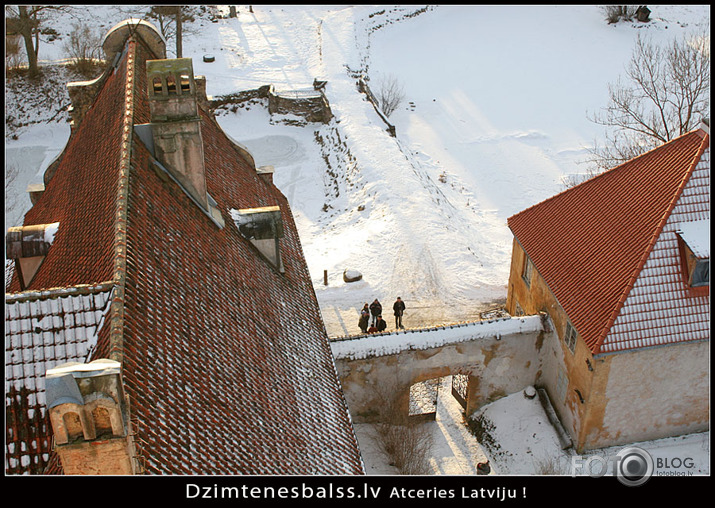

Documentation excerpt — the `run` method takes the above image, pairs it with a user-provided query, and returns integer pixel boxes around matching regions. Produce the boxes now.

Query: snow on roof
[43,222,59,245]
[331,315,542,360]
[5,287,113,398]
[601,149,710,355]
[678,219,710,258]
[5,287,113,474]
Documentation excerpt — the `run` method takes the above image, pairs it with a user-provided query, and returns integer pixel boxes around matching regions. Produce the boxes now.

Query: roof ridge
[507,129,708,225]
[106,38,138,364]
[592,132,710,355]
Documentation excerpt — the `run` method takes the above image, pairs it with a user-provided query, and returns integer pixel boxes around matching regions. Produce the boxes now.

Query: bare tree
[601,5,639,24]
[377,74,406,117]
[5,5,69,78]
[586,32,710,172]
[367,379,434,475]
[62,21,103,76]
[146,6,201,58]
[5,33,23,72]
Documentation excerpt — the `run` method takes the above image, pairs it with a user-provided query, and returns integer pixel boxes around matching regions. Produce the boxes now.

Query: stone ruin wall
[211,83,333,124]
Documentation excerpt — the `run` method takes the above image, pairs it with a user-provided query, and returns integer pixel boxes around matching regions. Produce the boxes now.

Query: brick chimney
[45,359,140,475]
[146,58,209,210]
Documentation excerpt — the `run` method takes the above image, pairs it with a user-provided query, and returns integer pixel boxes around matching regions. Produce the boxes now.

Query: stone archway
[330,315,548,424]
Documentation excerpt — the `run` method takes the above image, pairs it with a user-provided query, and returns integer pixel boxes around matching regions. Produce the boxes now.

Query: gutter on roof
[4,281,115,304]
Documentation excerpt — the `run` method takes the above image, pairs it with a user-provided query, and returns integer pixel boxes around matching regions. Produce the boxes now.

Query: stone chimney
[146,57,209,210]
[45,359,139,475]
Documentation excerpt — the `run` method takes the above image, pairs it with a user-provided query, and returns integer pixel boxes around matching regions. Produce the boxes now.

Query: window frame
[556,367,568,403]
[691,258,709,287]
[564,321,578,354]
[676,230,710,291]
[522,256,534,287]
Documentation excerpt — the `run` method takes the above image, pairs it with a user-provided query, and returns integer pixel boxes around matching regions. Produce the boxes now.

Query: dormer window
[6,222,60,290]
[231,206,285,272]
[676,220,710,288]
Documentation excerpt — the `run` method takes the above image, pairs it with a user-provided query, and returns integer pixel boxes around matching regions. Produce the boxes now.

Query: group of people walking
[358,297,406,334]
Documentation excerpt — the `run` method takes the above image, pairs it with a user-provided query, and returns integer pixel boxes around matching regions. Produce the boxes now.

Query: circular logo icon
[616,447,654,486]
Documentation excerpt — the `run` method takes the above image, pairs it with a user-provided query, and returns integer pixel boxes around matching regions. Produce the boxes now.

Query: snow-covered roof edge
[677,219,710,258]
[331,315,543,360]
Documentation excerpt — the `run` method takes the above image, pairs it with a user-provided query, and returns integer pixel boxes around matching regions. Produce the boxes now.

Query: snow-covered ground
[358,378,710,477]
[5,5,709,476]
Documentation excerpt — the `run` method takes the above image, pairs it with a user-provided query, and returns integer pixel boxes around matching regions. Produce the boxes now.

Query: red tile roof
[6,45,129,292]
[5,286,113,474]
[508,130,709,356]
[5,38,133,475]
[6,30,363,475]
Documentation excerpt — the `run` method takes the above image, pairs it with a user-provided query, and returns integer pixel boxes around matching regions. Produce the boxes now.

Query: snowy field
[4,5,710,476]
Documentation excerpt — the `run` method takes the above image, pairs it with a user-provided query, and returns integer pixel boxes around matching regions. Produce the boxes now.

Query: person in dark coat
[375,315,387,333]
[361,303,370,319]
[393,296,406,329]
[369,299,382,327]
[358,312,369,333]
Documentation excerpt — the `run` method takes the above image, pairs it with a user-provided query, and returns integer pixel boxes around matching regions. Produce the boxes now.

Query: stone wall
[211,83,333,124]
[268,86,333,124]
[585,339,710,450]
[331,316,550,422]
[506,237,595,448]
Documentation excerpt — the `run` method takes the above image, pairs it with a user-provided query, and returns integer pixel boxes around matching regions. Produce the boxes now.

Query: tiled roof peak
[508,129,709,355]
